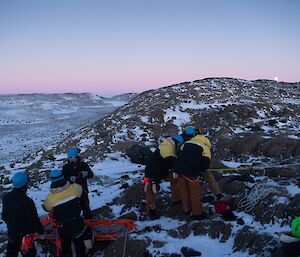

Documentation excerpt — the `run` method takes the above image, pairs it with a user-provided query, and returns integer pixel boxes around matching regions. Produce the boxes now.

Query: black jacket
[173,142,210,178]
[2,189,44,240]
[43,183,85,237]
[145,149,176,182]
[62,157,93,193]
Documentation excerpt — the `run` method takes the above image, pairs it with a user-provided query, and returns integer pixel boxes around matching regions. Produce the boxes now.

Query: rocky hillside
[22,77,299,165]
[1,78,300,257]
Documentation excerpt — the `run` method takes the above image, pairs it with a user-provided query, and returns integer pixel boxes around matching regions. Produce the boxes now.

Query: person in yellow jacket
[174,127,222,219]
[43,169,91,257]
[144,134,184,219]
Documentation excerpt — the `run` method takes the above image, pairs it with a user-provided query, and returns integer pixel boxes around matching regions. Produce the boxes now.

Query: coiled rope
[208,162,300,212]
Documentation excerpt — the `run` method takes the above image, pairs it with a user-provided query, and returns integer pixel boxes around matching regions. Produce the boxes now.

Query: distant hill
[33,77,300,165]
[0,92,136,163]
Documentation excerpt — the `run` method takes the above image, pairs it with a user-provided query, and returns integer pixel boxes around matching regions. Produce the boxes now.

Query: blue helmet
[68,147,79,158]
[49,169,64,182]
[171,134,184,144]
[184,126,196,136]
[12,172,28,188]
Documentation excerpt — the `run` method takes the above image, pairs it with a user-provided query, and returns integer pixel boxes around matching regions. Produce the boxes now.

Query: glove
[70,176,77,183]
[39,233,46,240]
[81,171,89,178]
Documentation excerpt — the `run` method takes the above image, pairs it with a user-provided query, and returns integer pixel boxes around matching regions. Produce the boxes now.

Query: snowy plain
[0,93,128,165]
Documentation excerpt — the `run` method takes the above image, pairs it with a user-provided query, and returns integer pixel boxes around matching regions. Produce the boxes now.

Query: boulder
[181,247,202,256]
[104,238,149,257]
[126,145,153,165]
[192,220,232,242]
[117,183,144,206]
[118,211,138,221]
[223,180,245,195]
[168,224,192,239]
[233,226,278,255]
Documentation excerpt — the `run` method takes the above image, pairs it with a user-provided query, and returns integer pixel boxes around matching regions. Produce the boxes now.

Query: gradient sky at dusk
[0,0,299,95]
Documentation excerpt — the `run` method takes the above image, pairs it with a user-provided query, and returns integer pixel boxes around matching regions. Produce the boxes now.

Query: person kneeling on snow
[173,130,219,220]
[62,147,94,218]
[43,169,92,257]
[144,134,184,220]
[2,172,45,257]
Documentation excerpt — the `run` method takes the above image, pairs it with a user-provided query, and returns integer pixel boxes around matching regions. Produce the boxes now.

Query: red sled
[22,216,135,256]
[39,215,135,241]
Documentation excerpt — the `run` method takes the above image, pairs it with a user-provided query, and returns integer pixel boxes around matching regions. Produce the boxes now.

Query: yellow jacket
[159,138,177,159]
[189,135,212,159]
[43,183,82,212]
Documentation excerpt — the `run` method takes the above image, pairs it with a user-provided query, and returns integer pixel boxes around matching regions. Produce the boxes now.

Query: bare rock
[192,220,232,242]
[92,205,113,219]
[181,246,202,256]
[117,183,144,206]
[233,226,278,255]
[167,223,191,239]
[118,211,138,221]
[152,240,166,248]
[223,180,245,195]
[104,238,149,257]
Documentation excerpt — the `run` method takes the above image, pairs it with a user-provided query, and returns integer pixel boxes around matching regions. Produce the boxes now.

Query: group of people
[144,126,223,220]
[2,147,94,257]
[2,126,300,257]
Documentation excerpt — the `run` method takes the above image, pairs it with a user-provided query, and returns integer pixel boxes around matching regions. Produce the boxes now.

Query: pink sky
[0,0,299,96]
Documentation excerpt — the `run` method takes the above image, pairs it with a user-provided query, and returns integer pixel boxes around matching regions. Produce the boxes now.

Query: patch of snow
[221,160,242,168]
[140,116,150,123]
[164,106,191,128]
[288,135,299,139]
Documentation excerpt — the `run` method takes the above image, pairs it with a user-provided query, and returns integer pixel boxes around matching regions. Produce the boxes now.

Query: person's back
[43,169,89,257]
[144,135,183,219]
[2,172,44,257]
[174,134,211,177]
[3,190,39,238]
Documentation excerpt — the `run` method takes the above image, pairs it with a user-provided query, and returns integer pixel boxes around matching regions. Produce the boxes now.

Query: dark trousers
[81,191,92,219]
[60,235,87,257]
[6,237,35,257]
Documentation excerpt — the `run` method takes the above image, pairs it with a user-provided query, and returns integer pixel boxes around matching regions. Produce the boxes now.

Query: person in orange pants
[144,134,184,219]
[181,127,223,199]
[174,128,217,219]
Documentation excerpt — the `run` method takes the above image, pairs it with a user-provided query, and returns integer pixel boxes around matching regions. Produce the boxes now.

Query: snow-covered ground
[1,152,298,256]
[0,79,299,256]
[0,93,133,165]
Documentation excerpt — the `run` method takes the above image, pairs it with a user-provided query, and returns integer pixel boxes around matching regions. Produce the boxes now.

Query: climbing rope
[207,162,300,173]
[238,181,280,212]
[208,162,300,212]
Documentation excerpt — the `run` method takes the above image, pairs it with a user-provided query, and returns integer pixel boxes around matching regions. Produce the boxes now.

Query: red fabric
[20,234,34,255]
[215,200,229,214]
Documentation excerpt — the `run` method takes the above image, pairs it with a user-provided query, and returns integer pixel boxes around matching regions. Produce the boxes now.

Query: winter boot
[148,209,160,220]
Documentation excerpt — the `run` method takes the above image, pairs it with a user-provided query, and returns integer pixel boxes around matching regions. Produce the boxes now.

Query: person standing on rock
[43,169,92,257]
[144,134,184,220]
[173,128,222,219]
[2,171,45,257]
[62,147,94,218]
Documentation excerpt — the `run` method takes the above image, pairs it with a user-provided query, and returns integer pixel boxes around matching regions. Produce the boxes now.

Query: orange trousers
[146,173,180,210]
[202,171,221,196]
[178,176,202,216]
